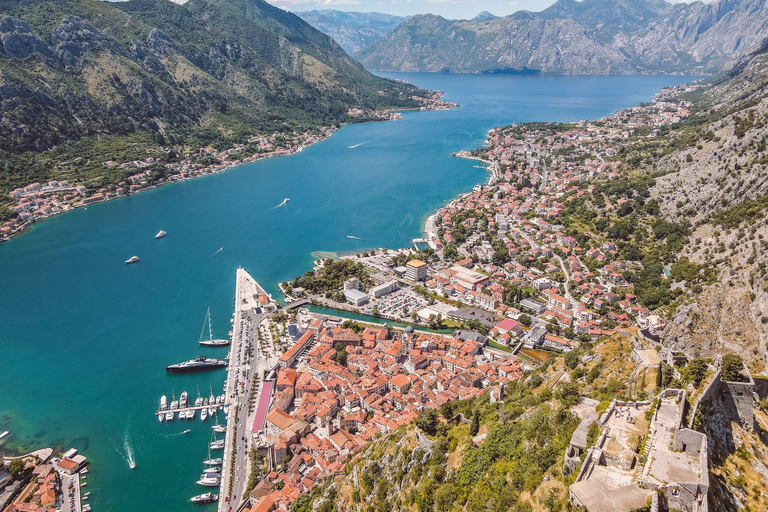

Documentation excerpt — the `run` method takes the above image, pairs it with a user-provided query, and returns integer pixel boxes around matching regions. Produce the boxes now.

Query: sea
[0,72,697,511]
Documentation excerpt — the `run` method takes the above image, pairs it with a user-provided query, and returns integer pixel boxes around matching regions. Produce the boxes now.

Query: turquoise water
[0,73,697,511]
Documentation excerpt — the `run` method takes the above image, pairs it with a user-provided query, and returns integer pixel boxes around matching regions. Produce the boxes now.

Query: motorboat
[160,395,168,410]
[209,439,224,450]
[201,408,208,421]
[155,230,167,239]
[165,411,174,422]
[180,391,188,408]
[166,356,226,373]
[203,457,223,466]
[125,256,140,264]
[158,413,164,423]
[170,400,179,410]
[212,424,226,434]
[196,475,220,487]
[189,492,218,504]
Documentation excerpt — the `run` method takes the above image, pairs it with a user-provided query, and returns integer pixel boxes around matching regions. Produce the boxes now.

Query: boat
[180,391,188,408]
[189,492,219,504]
[155,230,167,239]
[212,424,226,433]
[158,413,164,423]
[347,143,362,149]
[81,481,88,487]
[166,355,226,373]
[81,468,89,475]
[198,308,230,347]
[170,400,179,410]
[196,475,220,487]
[186,409,196,421]
[209,439,224,450]
[204,457,223,466]
[165,411,174,422]
[202,466,220,474]
[0,431,9,441]
[200,408,208,421]
[280,198,290,206]
[182,429,191,434]
[160,395,168,411]
[125,256,140,264]
[83,505,92,512]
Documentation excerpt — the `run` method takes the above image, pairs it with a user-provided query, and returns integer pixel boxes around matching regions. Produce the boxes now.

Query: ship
[198,308,230,347]
[155,230,167,239]
[166,356,226,373]
[125,256,140,264]
[190,492,218,504]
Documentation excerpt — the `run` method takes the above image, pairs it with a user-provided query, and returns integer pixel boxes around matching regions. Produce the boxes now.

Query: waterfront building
[406,260,427,282]
[369,281,397,299]
[344,289,369,307]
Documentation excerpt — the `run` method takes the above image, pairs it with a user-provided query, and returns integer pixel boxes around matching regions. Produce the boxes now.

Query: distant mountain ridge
[296,10,405,55]
[357,0,768,74]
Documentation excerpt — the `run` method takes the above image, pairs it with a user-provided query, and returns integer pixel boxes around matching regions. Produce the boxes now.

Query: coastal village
[230,83,726,512]
[1,448,90,512]
[0,92,457,243]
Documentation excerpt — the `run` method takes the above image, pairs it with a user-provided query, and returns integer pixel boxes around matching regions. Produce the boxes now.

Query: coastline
[2,94,457,244]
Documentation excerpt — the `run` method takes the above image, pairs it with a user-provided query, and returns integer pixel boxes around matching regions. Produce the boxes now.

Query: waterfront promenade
[219,268,276,512]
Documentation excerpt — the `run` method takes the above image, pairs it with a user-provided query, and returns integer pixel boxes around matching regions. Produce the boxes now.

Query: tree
[656,361,663,388]
[440,401,455,420]
[470,411,480,436]
[564,350,580,369]
[721,354,747,382]
[7,459,24,476]
[434,483,456,512]
[682,358,708,387]
[557,381,581,407]
[415,408,440,435]
[518,314,532,327]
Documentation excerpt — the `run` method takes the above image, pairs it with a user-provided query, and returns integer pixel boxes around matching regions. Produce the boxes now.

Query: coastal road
[219,269,273,512]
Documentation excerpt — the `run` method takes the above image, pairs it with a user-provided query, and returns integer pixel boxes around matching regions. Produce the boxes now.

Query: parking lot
[361,288,428,319]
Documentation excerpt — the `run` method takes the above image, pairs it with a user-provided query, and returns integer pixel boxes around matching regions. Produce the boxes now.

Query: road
[218,268,275,512]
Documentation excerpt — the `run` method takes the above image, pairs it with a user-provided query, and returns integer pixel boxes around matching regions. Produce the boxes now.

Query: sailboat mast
[208,307,213,342]
[199,309,209,344]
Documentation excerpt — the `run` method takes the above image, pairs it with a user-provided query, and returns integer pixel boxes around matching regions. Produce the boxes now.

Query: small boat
[83,505,92,512]
[198,308,230,347]
[196,476,220,487]
[160,395,168,411]
[159,413,164,423]
[182,429,191,434]
[209,439,224,450]
[190,492,219,504]
[347,143,362,149]
[81,468,89,475]
[281,197,290,205]
[180,391,188,408]
[186,409,196,421]
[81,481,88,487]
[155,230,167,239]
[212,424,226,433]
[165,411,174,422]
[170,399,179,410]
[201,408,208,421]
[125,256,140,264]
[0,431,9,441]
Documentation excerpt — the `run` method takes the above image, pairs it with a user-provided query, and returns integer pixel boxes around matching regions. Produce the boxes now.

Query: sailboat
[198,308,230,347]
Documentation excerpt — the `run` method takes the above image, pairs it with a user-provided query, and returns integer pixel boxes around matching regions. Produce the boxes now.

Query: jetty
[218,268,278,512]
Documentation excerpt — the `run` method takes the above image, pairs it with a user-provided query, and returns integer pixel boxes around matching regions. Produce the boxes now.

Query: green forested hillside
[0,0,424,201]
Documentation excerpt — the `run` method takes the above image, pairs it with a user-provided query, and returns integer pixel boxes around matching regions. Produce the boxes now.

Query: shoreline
[1,94,457,245]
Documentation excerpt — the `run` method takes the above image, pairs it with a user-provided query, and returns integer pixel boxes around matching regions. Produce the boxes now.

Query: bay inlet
[0,73,697,511]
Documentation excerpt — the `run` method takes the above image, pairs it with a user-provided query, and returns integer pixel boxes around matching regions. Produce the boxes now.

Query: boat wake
[166,429,192,437]
[346,235,370,241]
[124,434,136,469]
[212,247,223,256]
[347,143,364,149]
[397,210,412,240]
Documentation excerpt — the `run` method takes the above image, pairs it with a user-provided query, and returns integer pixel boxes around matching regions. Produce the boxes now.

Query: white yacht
[200,408,208,421]
[180,391,188,408]
[209,439,224,450]
[198,308,230,347]
[160,395,168,410]
[170,400,179,410]
[196,475,220,487]
[212,424,226,434]
[204,457,223,466]
[125,256,140,264]
[165,411,174,422]
[155,230,167,239]
[189,492,218,504]
[158,413,164,423]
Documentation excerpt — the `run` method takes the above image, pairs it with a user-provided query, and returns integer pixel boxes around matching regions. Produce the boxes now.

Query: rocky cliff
[358,0,768,75]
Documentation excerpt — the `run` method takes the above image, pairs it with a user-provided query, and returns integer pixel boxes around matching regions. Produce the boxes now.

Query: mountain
[296,10,405,55]
[471,11,498,22]
[0,0,422,157]
[358,0,768,74]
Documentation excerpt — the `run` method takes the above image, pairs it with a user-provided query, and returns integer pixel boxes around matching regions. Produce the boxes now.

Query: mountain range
[296,9,405,56]
[352,0,768,74]
[0,0,422,157]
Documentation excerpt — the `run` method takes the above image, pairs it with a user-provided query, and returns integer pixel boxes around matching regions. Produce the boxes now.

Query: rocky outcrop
[0,16,51,59]
[358,0,768,74]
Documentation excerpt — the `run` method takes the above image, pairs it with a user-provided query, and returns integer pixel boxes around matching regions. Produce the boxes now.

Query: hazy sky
[274,0,707,21]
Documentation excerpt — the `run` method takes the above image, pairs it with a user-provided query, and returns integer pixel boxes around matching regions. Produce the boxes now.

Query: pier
[218,268,278,512]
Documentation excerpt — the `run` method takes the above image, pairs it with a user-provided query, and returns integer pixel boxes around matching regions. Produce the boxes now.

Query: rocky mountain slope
[358,0,768,74]
[296,10,405,55]
[0,0,421,157]
[649,43,768,372]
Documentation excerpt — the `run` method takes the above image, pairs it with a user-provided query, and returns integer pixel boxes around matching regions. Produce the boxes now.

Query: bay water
[0,73,696,511]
